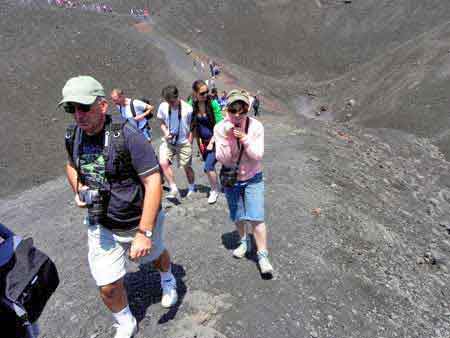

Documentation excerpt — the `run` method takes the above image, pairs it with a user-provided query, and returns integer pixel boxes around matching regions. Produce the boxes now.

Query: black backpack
[0,226,59,338]
[130,98,154,121]
[65,116,138,183]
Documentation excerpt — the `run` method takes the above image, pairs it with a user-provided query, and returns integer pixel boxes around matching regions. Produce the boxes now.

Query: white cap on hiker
[59,75,105,106]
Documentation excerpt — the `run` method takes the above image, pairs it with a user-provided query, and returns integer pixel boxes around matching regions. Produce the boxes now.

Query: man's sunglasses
[198,90,209,96]
[63,102,94,114]
[228,108,247,116]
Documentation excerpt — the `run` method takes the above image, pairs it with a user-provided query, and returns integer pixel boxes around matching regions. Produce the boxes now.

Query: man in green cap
[61,76,178,338]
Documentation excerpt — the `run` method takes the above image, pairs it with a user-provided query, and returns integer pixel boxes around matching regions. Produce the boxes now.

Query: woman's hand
[233,128,246,139]
[206,141,214,151]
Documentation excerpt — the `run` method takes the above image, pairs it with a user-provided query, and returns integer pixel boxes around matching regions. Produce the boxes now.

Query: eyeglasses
[198,90,209,96]
[228,108,247,116]
[63,102,94,114]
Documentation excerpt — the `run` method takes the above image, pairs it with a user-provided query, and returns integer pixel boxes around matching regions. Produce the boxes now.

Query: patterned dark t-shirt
[76,120,160,229]
[79,132,105,188]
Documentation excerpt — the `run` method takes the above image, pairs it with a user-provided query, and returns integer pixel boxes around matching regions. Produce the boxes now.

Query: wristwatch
[138,229,153,238]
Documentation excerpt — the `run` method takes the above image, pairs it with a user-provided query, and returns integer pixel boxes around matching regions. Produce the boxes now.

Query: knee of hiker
[100,280,124,299]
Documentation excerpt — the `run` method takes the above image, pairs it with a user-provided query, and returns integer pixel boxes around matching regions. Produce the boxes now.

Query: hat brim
[58,95,97,106]
[227,95,250,106]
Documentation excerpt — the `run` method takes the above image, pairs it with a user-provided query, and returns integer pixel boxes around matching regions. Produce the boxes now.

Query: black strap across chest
[236,117,250,167]
[168,101,182,139]
[65,117,137,189]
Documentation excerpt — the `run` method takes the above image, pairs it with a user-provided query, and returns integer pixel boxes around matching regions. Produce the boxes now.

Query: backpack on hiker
[130,98,154,120]
[130,98,153,140]
[65,116,147,229]
[0,224,59,338]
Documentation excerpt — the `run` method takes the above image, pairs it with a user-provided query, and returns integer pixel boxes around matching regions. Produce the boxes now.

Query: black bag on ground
[219,117,250,188]
[0,235,59,338]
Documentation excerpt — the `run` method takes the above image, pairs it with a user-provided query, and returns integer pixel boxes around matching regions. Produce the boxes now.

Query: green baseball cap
[226,89,250,106]
[58,75,105,106]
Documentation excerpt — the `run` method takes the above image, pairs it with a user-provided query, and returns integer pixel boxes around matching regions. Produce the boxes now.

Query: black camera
[219,166,238,188]
[79,189,106,225]
[167,133,178,146]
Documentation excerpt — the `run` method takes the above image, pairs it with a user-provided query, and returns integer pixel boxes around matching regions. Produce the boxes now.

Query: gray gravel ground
[2,112,450,338]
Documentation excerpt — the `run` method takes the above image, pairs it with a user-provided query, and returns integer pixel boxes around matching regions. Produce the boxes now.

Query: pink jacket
[214,116,264,181]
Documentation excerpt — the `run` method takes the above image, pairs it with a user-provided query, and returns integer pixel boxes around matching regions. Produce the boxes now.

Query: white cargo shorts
[87,211,166,286]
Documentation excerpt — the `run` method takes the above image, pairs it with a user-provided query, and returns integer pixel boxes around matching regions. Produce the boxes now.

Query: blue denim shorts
[224,172,264,223]
[202,150,217,172]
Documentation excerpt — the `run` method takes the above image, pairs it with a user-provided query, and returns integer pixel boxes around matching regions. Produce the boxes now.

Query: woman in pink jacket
[214,90,273,275]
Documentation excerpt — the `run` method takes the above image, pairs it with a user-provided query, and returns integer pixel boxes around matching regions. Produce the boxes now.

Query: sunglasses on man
[63,102,95,114]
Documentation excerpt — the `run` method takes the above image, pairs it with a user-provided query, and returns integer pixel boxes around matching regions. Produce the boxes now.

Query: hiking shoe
[208,190,219,204]
[166,188,179,200]
[257,252,274,275]
[232,239,249,258]
[161,286,178,308]
[113,317,138,338]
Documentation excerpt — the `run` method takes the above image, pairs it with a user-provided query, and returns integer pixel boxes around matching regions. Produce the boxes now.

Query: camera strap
[168,101,182,144]
[235,117,250,169]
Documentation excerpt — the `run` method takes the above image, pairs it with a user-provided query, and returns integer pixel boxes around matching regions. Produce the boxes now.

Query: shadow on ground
[125,262,187,324]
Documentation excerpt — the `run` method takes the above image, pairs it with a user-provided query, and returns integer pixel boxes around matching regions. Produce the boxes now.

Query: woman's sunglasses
[63,102,94,114]
[198,90,209,96]
[228,108,247,116]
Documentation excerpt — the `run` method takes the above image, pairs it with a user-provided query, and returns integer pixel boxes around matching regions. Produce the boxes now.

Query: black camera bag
[0,236,59,337]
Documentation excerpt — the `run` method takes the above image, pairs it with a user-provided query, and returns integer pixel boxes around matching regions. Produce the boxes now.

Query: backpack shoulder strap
[105,118,139,180]
[129,99,137,117]
[65,124,81,171]
[236,117,250,167]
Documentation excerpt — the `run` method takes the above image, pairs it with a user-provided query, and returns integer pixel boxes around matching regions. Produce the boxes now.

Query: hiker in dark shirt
[60,76,178,338]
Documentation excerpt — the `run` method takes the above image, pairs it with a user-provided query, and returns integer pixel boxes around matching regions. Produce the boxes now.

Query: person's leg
[99,278,128,312]
[233,220,249,258]
[206,170,218,190]
[244,175,272,273]
[179,143,195,191]
[154,250,177,307]
[153,249,171,272]
[251,220,273,274]
[184,166,195,185]
[142,212,177,308]
[250,221,268,252]
[205,152,219,203]
[88,225,137,336]
[159,142,176,186]
[160,142,178,198]
[205,152,218,191]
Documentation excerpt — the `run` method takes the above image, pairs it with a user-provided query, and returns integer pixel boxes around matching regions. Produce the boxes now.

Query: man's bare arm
[66,161,87,208]
[138,171,162,232]
[66,161,79,193]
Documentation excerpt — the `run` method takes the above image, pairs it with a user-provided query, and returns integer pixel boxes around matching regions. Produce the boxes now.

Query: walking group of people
[56,75,273,338]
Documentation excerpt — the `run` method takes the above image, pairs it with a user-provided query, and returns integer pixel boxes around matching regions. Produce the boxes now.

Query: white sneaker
[186,184,196,198]
[258,255,274,275]
[232,240,248,259]
[167,187,179,200]
[208,190,219,204]
[161,286,178,308]
[113,317,138,338]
